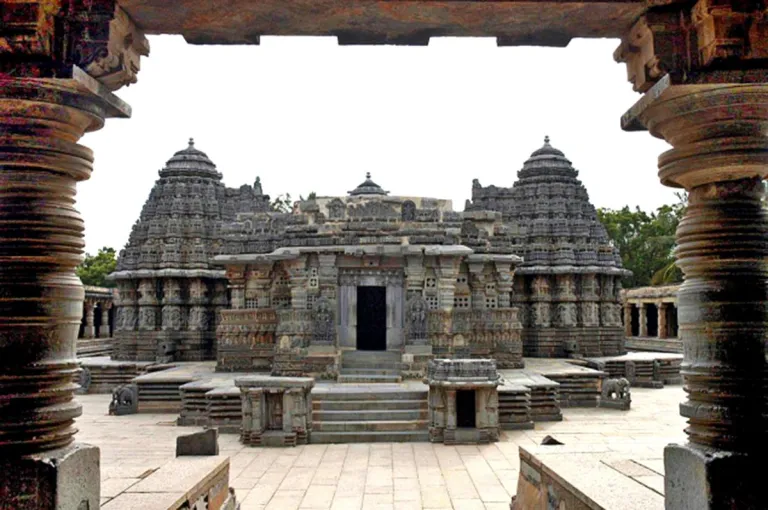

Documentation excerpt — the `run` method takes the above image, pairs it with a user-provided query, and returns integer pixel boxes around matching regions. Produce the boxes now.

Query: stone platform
[76,383,687,510]
[78,356,155,394]
[583,352,683,388]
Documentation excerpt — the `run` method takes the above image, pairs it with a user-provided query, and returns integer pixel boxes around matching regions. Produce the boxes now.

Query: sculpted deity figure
[407,297,429,343]
[312,298,335,345]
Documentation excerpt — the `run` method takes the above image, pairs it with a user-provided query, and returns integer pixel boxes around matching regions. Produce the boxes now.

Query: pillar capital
[623,79,768,189]
[0,2,149,92]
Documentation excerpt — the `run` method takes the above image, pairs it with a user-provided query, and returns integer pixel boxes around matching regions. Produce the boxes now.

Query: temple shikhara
[109,137,627,380]
[3,1,767,508]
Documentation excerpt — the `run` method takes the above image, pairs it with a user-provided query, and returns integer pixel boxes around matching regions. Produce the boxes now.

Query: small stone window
[485,297,497,309]
[277,276,290,287]
[426,296,439,310]
[453,296,470,309]
[308,268,319,288]
[245,298,259,309]
[425,277,437,289]
[306,295,317,310]
[456,276,468,285]
[273,296,291,309]
[485,283,496,293]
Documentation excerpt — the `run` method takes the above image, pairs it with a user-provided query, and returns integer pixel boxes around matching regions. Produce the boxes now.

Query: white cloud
[80,35,675,254]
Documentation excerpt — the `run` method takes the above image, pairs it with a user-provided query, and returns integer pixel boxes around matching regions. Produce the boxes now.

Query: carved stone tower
[111,139,269,362]
[469,137,628,357]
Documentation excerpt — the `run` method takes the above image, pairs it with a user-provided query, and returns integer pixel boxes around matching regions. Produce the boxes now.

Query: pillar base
[0,443,100,510]
[664,443,766,509]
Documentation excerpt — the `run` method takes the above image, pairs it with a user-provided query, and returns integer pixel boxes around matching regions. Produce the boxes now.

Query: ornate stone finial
[188,138,195,148]
[544,135,550,144]
[366,172,371,179]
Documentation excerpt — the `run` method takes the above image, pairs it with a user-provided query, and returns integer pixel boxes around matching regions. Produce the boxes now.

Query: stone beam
[119,0,645,47]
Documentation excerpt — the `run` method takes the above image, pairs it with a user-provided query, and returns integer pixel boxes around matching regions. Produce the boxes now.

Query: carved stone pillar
[318,254,338,301]
[623,303,632,337]
[404,255,426,300]
[494,261,513,308]
[0,75,131,509]
[656,301,667,339]
[468,262,486,310]
[286,258,308,311]
[638,304,648,337]
[436,257,460,311]
[628,81,768,509]
[83,301,96,339]
[100,305,111,338]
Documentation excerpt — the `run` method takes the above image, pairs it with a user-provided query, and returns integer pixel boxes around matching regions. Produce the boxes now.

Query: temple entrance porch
[356,286,387,351]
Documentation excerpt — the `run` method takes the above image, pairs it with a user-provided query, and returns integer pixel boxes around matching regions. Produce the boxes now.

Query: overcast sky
[80,35,675,255]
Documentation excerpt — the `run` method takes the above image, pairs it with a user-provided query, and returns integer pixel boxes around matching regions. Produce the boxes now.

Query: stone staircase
[338,351,402,383]
[310,385,429,443]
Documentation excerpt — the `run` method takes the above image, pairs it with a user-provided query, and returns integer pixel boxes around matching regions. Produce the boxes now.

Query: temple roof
[348,172,389,196]
[468,137,626,272]
[159,138,223,180]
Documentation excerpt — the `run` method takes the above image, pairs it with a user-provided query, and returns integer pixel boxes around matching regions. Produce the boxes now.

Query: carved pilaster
[626,81,768,508]
[468,262,486,311]
[624,304,633,337]
[318,254,338,301]
[493,261,513,308]
[404,255,426,299]
[84,301,95,339]
[436,256,460,311]
[286,257,309,311]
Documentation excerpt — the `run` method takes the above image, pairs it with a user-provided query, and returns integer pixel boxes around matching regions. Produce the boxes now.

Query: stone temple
[110,139,270,362]
[111,137,627,378]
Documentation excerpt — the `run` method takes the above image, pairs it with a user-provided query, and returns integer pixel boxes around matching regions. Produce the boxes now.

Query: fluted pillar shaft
[630,81,768,509]
[656,301,667,339]
[0,76,119,456]
[100,306,111,338]
[84,302,96,339]
[638,304,648,337]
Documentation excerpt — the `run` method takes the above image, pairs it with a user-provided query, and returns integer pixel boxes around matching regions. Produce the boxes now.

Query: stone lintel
[109,269,227,279]
[466,253,523,265]
[235,376,315,390]
[516,266,630,276]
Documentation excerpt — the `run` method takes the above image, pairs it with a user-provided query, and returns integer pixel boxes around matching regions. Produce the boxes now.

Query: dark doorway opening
[456,390,476,428]
[647,304,658,337]
[265,393,284,431]
[356,286,387,351]
[630,306,639,337]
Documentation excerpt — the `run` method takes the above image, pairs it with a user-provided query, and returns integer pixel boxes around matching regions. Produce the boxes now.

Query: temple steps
[310,385,428,443]
[339,351,402,383]
[338,374,401,383]
[314,399,426,411]
[313,409,428,421]
[311,431,429,443]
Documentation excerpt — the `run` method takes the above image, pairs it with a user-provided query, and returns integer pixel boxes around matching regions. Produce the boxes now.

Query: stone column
[623,303,633,337]
[100,305,111,338]
[83,301,96,339]
[638,304,648,337]
[404,255,426,300]
[436,257,460,311]
[0,76,127,509]
[286,258,308,311]
[494,261,513,308]
[629,81,768,509]
[656,301,667,339]
[468,262,486,310]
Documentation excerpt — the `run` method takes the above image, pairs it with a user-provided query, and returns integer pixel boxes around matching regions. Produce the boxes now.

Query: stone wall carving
[406,297,429,345]
[311,297,335,345]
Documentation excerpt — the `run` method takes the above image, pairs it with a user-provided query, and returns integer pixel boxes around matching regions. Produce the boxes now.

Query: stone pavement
[76,385,686,509]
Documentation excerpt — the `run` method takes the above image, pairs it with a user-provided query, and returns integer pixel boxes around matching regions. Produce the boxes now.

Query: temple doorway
[456,390,476,428]
[356,286,386,351]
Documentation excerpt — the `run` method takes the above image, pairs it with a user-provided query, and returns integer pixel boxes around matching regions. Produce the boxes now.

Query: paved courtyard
[78,385,686,510]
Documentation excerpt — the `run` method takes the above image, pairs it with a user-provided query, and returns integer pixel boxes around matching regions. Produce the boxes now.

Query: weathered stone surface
[0,444,100,510]
[468,138,628,359]
[176,429,219,456]
[108,384,138,416]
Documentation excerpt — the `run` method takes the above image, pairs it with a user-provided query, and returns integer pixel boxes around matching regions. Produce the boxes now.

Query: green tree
[76,247,117,288]
[597,194,686,288]
[271,193,293,213]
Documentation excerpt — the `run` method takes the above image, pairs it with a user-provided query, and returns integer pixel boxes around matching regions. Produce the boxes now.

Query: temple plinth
[0,75,129,508]
[625,80,768,509]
